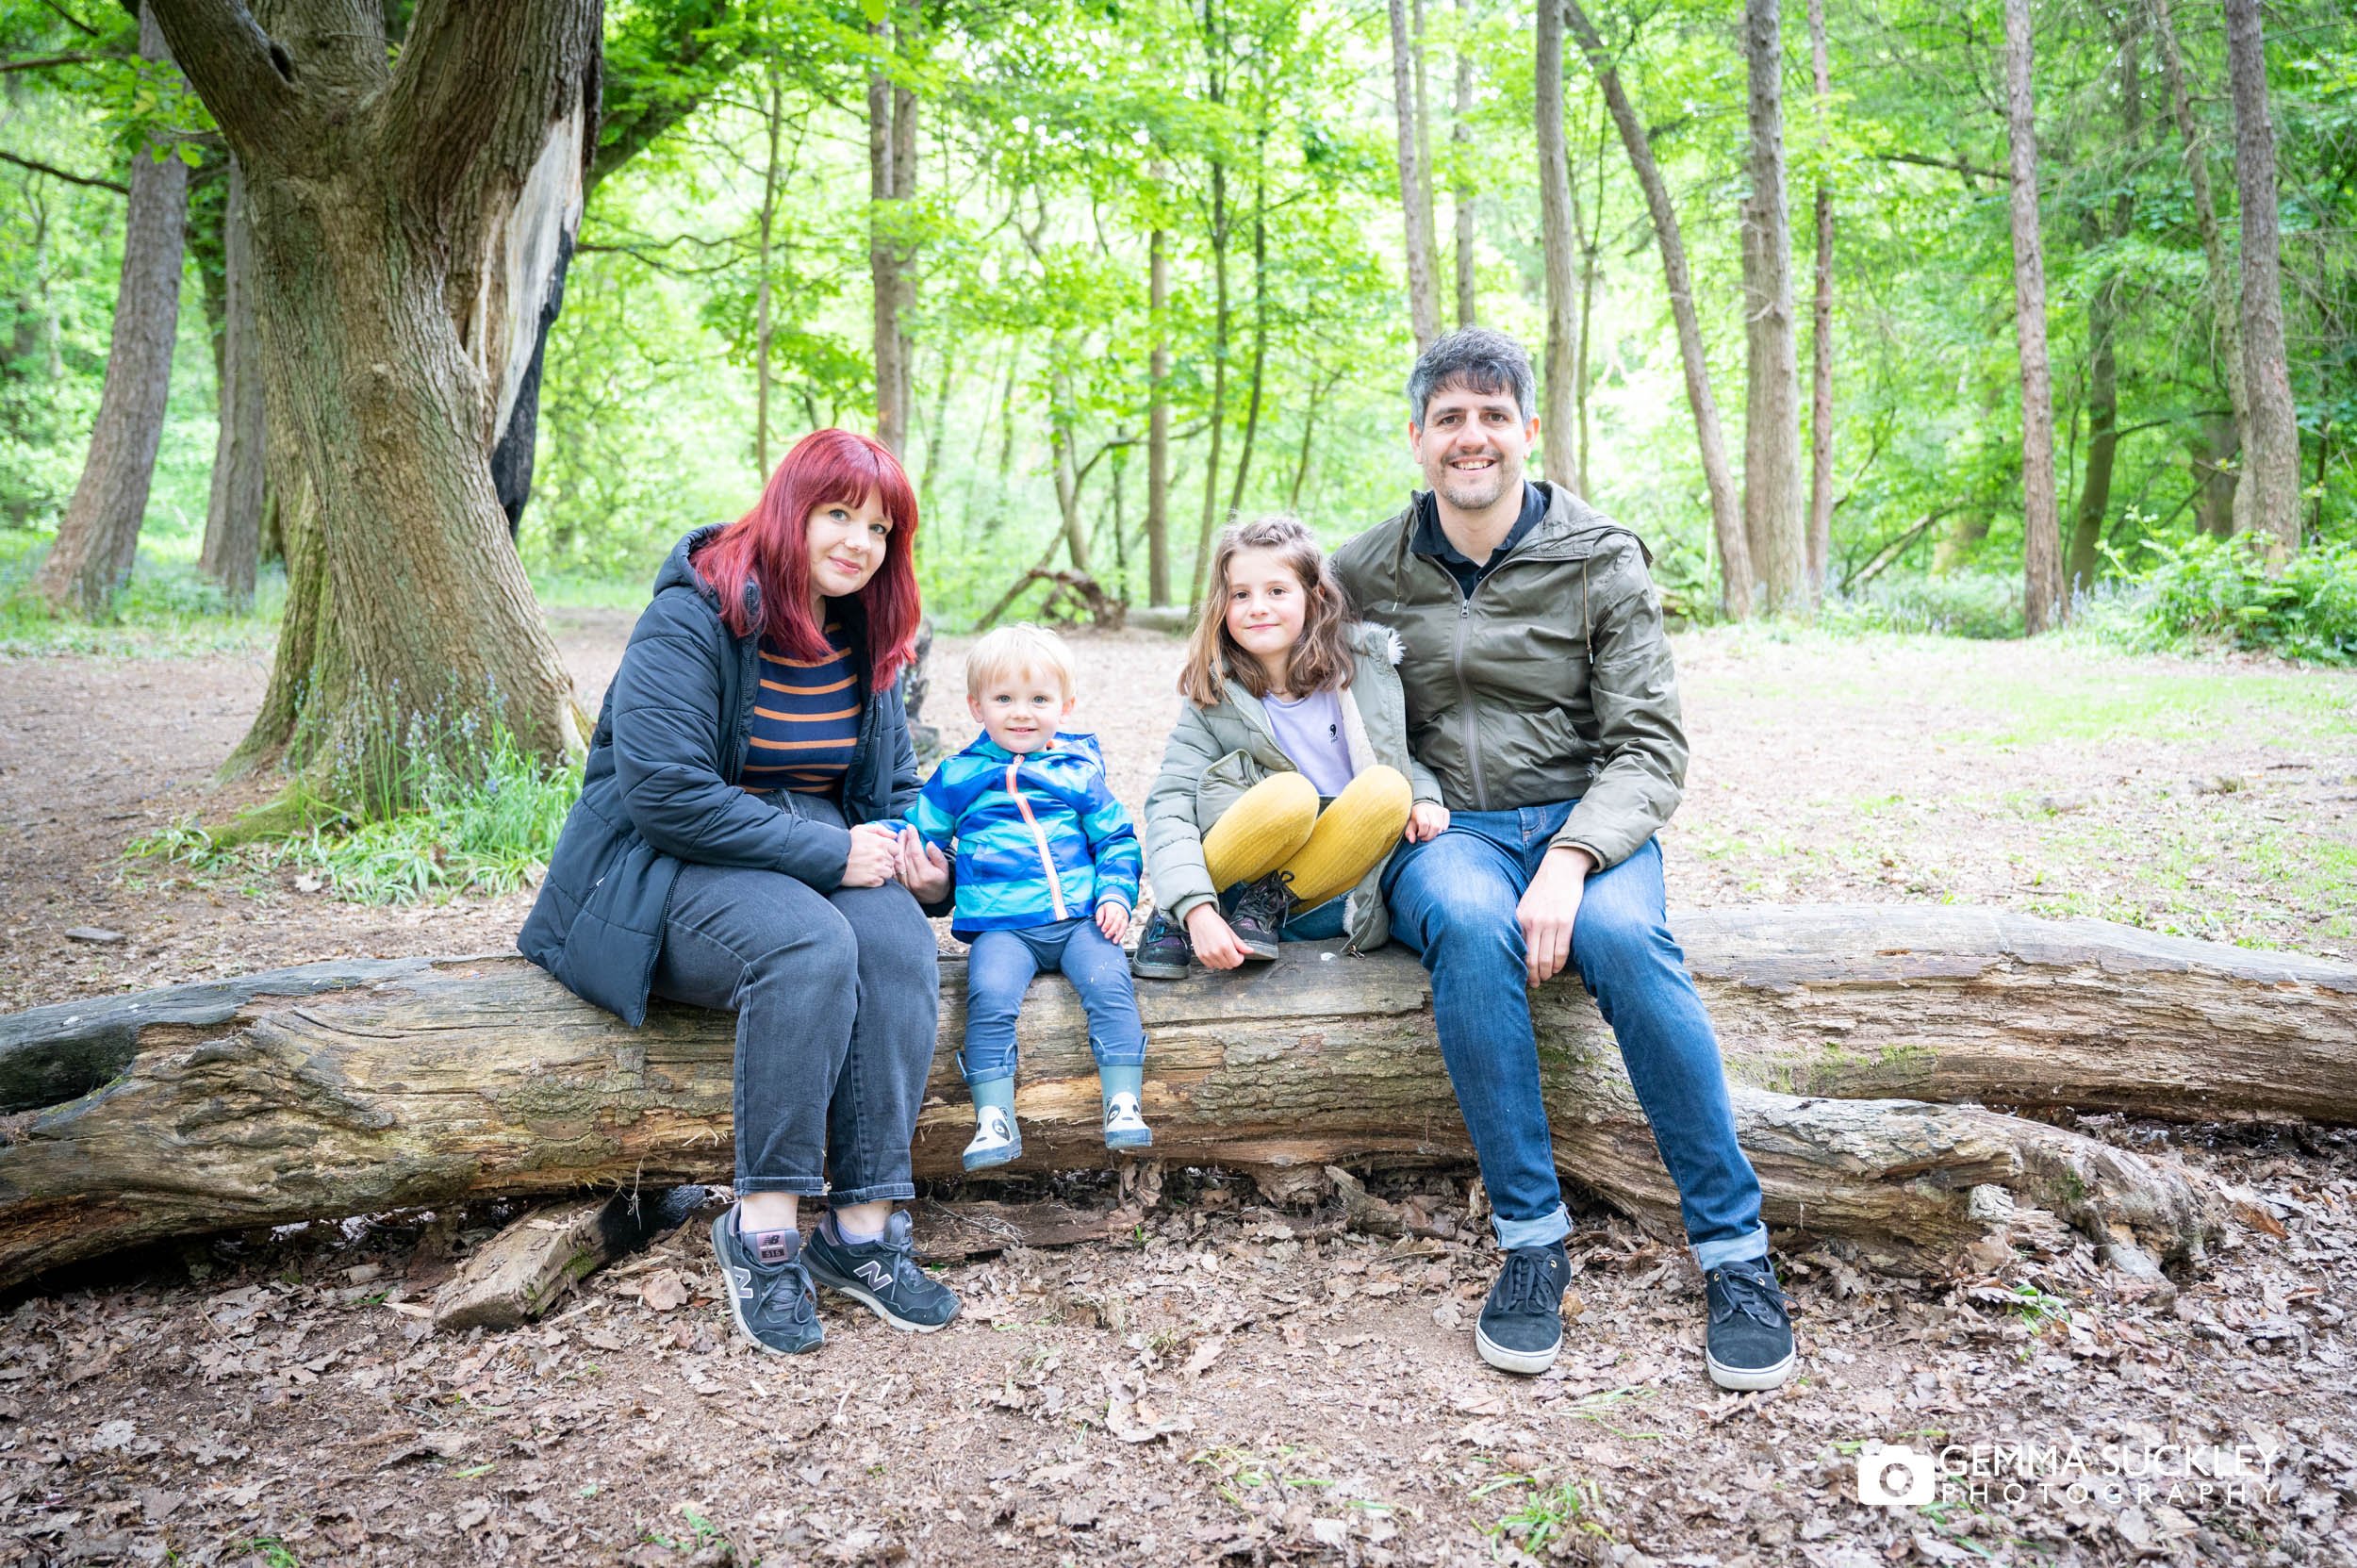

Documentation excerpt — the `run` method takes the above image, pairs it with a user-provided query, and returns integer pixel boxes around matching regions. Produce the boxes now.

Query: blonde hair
[965,622,1077,701]
[1178,515,1355,707]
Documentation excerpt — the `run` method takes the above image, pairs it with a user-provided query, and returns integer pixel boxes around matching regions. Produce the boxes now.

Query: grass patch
[0,533,286,657]
[130,719,578,905]
[1483,1476,1610,1554]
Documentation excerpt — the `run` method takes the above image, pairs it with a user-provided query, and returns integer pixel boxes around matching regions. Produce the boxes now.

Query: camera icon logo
[1855,1443,1936,1508]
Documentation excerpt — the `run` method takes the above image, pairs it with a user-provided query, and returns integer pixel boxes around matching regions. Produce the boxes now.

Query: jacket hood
[958,731,1107,769]
[1343,620,1407,667]
[655,526,727,602]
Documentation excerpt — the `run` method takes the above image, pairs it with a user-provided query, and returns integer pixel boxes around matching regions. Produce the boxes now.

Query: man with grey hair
[1329,326,1793,1389]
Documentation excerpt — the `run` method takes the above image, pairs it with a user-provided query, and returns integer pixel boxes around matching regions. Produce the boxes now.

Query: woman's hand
[1405,801,1451,843]
[1095,900,1130,942]
[1184,903,1249,970]
[896,826,951,902]
[842,822,900,888]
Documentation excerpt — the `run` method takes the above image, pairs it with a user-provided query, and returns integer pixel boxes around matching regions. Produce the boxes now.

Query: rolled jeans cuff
[1492,1202,1572,1252]
[1691,1224,1771,1272]
[736,1177,828,1197]
[825,1180,916,1207]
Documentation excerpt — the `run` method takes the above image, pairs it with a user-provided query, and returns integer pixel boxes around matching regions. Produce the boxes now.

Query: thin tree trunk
[2068,37,2139,597]
[1148,216,1172,604]
[1573,96,1606,499]
[2151,0,2250,538]
[1049,366,1091,574]
[37,3,187,617]
[1452,0,1476,328]
[2002,0,2063,634]
[199,154,265,605]
[1290,371,1342,512]
[1535,0,1579,487]
[2222,0,2299,562]
[1565,0,1753,619]
[755,59,782,476]
[1388,0,1441,350]
[866,25,913,456]
[1226,154,1270,520]
[1805,0,1834,602]
[1739,0,1805,613]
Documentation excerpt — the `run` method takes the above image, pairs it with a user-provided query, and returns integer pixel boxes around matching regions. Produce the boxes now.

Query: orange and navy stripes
[745,622,861,796]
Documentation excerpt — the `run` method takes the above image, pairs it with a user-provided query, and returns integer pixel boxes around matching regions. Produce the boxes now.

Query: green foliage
[0,533,285,654]
[2108,534,2357,665]
[131,717,579,905]
[1483,1476,1609,1554]
[1819,572,2027,641]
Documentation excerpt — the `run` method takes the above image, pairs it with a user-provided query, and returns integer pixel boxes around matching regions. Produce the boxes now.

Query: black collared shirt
[1411,481,1547,599]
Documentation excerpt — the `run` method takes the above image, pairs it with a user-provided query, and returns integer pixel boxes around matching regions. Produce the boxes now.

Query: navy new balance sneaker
[709,1207,823,1355]
[1703,1256,1795,1390]
[1475,1242,1570,1375]
[802,1211,962,1333]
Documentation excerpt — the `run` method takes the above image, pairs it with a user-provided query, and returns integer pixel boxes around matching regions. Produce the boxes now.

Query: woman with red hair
[521,428,960,1356]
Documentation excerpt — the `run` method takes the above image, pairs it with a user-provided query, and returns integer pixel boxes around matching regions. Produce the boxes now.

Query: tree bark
[1147,217,1172,605]
[2222,0,2300,562]
[18,904,2345,1291]
[866,23,916,457]
[2002,0,2064,635]
[154,0,593,787]
[198,153,265,605]
[1048,366,1091,574]
[1226,151,1270,522]
[1805,0,1834,602]
[1565,0,1753,619]
[2068,37,2139,598]
[1535,0,1580,489]
[35,4,187,618]
[1451,0,1476,329]
[2151,0,2250,539]
[756,58,783,477]
[1739,0,1805,614]
[1388,0,1441,351]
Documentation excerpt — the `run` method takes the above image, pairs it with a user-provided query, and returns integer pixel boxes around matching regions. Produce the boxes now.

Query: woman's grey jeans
[651,799,940,1205]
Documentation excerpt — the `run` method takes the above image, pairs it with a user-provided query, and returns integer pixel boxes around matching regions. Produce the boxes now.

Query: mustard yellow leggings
[1201,765,1412,911]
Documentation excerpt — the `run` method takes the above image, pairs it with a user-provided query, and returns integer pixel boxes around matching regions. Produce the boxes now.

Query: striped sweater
[899,732,1141,937]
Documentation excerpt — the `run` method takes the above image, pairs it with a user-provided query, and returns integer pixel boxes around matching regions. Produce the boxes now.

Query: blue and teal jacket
[900,732,1141,938]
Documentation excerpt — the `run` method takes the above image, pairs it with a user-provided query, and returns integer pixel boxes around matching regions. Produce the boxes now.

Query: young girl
[1136,515,1448,975]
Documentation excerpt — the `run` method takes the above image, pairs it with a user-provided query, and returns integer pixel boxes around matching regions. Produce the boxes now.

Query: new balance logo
[730,1265,753,1299]
[854,1260,894,1291]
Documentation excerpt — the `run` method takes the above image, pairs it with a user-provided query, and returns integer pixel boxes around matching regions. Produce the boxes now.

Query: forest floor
[3,621,2355,1567]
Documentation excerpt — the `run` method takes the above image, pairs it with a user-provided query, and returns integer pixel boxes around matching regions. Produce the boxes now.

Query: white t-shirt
[1262,687,1355,797]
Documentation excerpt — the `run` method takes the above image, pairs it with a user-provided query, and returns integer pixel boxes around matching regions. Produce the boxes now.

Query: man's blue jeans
[1383,801,1768,1269]
[961,916,1146,1084]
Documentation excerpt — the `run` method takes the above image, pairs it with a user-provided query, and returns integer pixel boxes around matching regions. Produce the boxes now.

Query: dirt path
[3,622,2354,1566]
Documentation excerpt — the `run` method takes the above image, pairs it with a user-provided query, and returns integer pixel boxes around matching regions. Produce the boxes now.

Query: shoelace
[1236,870,1295,925]
[1490,1249,1560,1315]
[1709,1263,1791,1328]
[750,1257,813,1322]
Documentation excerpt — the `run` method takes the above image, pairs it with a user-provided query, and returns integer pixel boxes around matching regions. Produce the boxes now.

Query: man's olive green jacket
[1328,480,1687,872]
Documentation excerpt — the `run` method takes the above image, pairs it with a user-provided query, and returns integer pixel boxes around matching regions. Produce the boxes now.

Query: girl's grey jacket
[1143,621,1443,953]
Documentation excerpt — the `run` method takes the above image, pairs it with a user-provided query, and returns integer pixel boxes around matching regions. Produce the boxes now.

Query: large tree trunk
[2222,0,2300,561]
[35,5,188,618]
[1566,0,1753,619]
[198,155,265,605]
[155,0,593,788]
[2001,0,2064,635]
[1805,0,1834,602]
[2067,37,2140,598]
[1739,0,1805,613]
[16,905,2344,1292]
[1147,216,1172,605]
[1535,0,1579,488]
[2150,0,2250,539]
[1387,0,1441,351]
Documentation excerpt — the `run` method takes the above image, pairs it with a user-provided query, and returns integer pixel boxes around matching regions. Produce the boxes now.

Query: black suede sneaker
[802,1211,962,1333]
[1475,1242,1569,1375]
[709,1207,823,1355]
[1703,1256,1795,1390]
[1228,872,1294,962]
[1130,907,1192,980]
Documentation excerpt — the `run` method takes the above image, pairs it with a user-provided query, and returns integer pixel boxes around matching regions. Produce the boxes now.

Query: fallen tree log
[5,906,2350,1290]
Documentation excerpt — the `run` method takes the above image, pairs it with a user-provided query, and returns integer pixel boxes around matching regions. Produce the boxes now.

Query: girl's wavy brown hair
[1178,515,1356,707]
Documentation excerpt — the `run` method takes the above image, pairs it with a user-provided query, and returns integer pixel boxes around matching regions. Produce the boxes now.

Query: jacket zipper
[1005,757,1069,920]
[1448,571,1491,812]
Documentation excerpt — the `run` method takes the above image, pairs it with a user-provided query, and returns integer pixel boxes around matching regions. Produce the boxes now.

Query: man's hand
[1183,903,1249,969]
[1405,801,1451,843]
[1516,844,1595,985]
[1095,899,1130,942]
[894,825,951,901]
